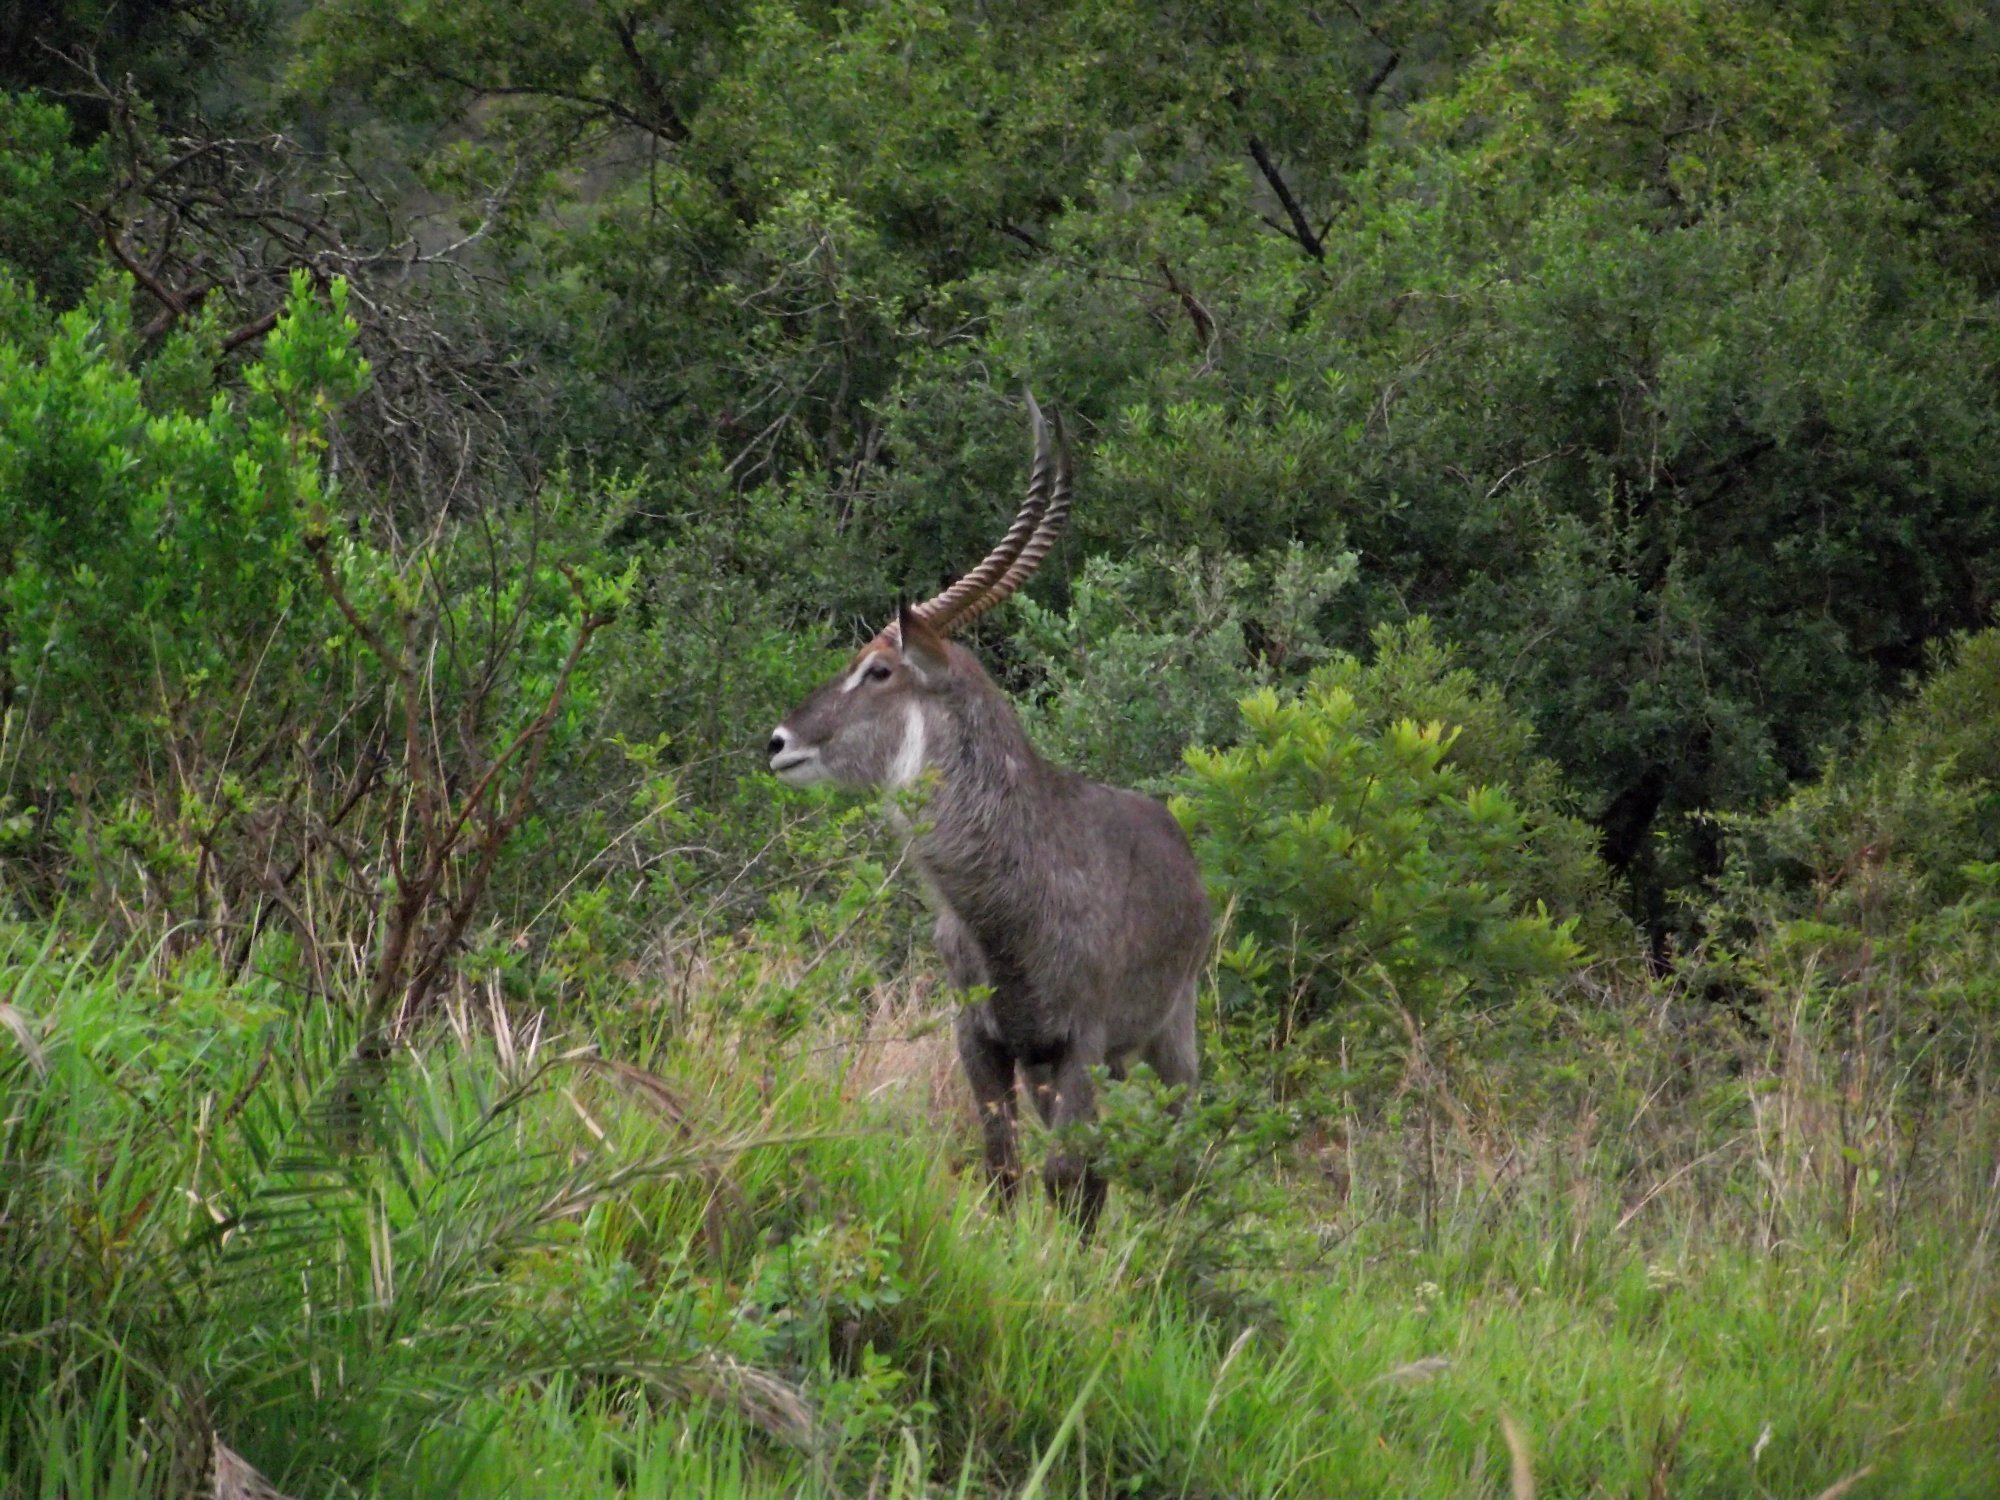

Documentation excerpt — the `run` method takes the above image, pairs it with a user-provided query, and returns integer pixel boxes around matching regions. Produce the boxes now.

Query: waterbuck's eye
[865,661,893,683]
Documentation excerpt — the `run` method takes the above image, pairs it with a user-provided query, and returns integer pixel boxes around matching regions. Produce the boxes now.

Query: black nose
[768,733,786,757]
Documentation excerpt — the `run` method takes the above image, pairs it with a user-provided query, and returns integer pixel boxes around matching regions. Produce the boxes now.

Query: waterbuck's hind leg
[955,1008,1021,1202]
[1039,1047,1108,1233]
[1141,984,1201,1112]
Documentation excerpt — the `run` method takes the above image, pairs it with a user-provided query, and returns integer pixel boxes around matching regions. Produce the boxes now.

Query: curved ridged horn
[945,407,1071,632]
[909,392,1054,633]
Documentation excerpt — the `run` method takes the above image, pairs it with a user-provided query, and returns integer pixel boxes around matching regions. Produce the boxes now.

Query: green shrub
[1174,653,1596,1099]
[0,269,630,1016]
[0,95,103,307]
[1314,620,1631,954]
[1705,629,2000,1091]
[0,270,366,771]
[1009,542,1356,794]
[1723,628,2000,914]
[0,268,367,921]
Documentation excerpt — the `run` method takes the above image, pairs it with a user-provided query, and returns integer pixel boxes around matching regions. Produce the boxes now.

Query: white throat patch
[886,701,927,791]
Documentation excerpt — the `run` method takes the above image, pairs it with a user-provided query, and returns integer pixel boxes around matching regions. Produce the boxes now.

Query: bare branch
[1155,256,1219,361]
[1247,136,1325,261]
[605,8,692,142]
[424,64,672,141]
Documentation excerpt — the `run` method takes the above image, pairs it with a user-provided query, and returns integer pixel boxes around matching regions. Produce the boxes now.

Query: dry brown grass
[838,979,967,1127]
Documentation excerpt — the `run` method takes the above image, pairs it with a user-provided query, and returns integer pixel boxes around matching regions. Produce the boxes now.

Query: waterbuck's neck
[902,649,1061,918]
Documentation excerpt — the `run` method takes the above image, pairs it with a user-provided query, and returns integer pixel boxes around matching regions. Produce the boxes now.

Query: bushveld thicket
[1,1,1996,1494]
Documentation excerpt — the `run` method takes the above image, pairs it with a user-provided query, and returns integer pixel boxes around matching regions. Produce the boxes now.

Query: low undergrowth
[4,926,1995,1498]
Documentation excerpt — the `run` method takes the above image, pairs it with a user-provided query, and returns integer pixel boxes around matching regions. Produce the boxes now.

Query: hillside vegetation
[2,2,1997,1494]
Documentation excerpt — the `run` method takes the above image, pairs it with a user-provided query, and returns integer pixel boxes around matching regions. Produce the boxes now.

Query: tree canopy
[5,0,1998,944]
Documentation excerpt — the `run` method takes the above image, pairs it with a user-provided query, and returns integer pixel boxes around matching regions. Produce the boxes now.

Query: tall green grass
[3,925,1995,1496]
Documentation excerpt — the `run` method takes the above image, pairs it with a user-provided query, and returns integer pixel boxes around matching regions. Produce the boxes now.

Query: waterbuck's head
[767,396,1071,792]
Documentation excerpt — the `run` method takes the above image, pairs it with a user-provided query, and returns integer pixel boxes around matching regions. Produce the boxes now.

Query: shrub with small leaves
[1009,542,1357,794]
[1704,628,2000,1092]
[1175,666,1587,1099]
[1065,1070,1306,1324]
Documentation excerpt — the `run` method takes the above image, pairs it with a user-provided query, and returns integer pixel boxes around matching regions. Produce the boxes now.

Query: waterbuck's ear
[896,604,950,683]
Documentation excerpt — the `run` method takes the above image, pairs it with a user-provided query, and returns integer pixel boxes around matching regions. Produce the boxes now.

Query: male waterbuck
[768,397,1210,1226]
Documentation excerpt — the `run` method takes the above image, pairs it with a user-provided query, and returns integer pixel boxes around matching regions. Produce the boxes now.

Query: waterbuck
[767,397,1210,1226]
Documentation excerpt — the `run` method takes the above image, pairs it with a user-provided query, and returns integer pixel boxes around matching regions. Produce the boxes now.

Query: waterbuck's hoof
[1044,1162,1107,1236]
[986,1165,1022,1205]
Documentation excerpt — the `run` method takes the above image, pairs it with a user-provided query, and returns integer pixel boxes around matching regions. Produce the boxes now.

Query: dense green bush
[1008,542,1356,792]
[1704,629,2000,1092]
[0,268,632,1018]
[1724,629,2000,912]
[1174,653,1594,1099]
[0,95,102,306]
[1,269,366,912]
[0,269,364,767]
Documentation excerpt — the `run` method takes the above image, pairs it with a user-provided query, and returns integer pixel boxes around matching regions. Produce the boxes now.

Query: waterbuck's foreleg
[1035,1047,1109,1232]
[955,1008,1021,1201]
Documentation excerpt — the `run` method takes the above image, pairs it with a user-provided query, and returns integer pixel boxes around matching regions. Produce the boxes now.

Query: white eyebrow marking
[842,652,886,693]
[887,701,926,790]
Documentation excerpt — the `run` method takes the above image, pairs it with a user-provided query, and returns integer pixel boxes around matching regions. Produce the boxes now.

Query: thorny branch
[304,532,616,1026]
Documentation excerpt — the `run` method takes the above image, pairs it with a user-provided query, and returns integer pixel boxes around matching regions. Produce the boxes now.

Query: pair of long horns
[908,393,1072,636]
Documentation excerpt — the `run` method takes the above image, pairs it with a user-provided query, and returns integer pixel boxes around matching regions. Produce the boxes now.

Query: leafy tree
[0,0,267,126]
[0,95,104,306]
[1356,164,2000,938]
[8,0,1999,956]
